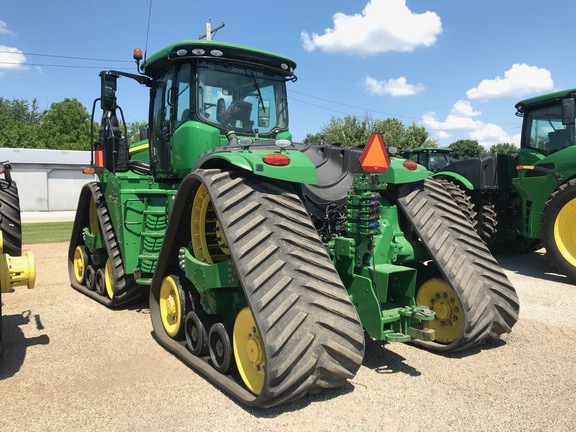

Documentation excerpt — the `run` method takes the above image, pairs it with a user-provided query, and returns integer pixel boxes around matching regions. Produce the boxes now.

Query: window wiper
[249,71,265,112]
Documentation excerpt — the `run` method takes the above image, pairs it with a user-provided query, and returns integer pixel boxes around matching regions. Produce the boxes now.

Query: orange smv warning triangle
[359,133,390,172]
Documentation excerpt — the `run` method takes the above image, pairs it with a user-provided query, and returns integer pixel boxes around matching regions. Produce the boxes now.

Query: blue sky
[1,0,575,148]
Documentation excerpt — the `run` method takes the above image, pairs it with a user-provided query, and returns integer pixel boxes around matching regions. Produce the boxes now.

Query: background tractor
[402,147,452,173]
[435,89,576,281]
[68,36,519,407]
[0,161,36,359]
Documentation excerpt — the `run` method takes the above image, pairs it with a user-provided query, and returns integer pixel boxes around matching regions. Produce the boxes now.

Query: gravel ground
[1,243,575,432]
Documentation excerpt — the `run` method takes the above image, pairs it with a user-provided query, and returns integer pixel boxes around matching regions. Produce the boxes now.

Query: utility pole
[199,21,225,40]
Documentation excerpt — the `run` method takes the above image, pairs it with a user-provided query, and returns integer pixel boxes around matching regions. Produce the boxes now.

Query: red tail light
[403,161,418,170]
[360,133,390,172]
[262,154,290,166]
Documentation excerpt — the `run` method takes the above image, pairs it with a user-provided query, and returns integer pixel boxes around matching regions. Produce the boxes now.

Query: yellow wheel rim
[89,198,100,236]
[554,197,576,267]
[233,307,265,395]
[73,246,87,284]
[416,278,463,344]
[104,259,114,300]
[191,184,229,264]
[159,276,183,338]
[0,231,3,254]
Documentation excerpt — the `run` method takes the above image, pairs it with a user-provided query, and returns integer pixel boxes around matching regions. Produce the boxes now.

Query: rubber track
[150,169,365,407]
[396,178,519,351]
[0,179,22,256]
[68,182,141,307]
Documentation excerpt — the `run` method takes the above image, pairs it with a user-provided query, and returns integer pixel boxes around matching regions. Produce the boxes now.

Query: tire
[149,168,365,407]
[435,178,477,230]
[542,179,576,282]
[397,178,520,350]
[475,200,498,245]
[68,182,141,307]
[0,179,22,256]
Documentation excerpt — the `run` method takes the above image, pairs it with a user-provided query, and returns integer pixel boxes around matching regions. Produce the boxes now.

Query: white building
[0,148,94,212]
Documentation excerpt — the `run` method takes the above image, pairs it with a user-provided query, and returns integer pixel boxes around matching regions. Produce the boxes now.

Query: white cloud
[0,20,14,35]
[301,0,442,56]
[0,45,27,70]
[451,100,481,117]
[422,100,516,148]
[467,63,554,101]
[364,76,424,96]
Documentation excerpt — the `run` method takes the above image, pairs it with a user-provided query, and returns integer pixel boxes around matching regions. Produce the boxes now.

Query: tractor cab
[93,40,297,180]
[403,147,452,172]
[516,89,576,165]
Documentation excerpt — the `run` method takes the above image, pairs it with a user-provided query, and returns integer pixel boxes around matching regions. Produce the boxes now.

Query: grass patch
[23,222,73,244]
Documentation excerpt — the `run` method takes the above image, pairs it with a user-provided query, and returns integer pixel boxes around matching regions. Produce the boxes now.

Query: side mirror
[100,72,118,111]
[139,127,148,141]
[562,97,575,126]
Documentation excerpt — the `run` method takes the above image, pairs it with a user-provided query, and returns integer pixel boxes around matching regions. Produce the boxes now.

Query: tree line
[305,114,519,161]
[0,97,145,150]
[0,97,518,161]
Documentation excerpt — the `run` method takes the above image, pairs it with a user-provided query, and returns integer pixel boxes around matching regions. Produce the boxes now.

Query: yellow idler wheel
[73,246,89,284]
[233,307,265,395]
[416,278,463,344]
[104,259,114,300]
[554,197,576,267]
[191,183,230,264]
[159,275,185,338]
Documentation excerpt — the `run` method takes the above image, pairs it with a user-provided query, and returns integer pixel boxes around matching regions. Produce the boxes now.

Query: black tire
[436,178,477,229]
[185,311,209,356]
[542,179,576,282]
[476,200,498,245]
[68,182,141,307]
[0,179,22,256]
[397,178,520,351]
[149,168,365,407]
[208,322,234,374]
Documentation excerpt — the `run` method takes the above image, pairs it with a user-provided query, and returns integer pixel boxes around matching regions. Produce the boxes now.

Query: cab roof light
[360,133,391,172]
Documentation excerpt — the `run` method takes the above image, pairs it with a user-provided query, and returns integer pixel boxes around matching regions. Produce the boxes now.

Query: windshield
[197,60,289,134]
[524,104,576,154]
[410,151,450,172]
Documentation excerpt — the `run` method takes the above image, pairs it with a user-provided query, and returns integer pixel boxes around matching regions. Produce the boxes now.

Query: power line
[0,50,132,63]
[0,61,133,70]
[289,89,522,131]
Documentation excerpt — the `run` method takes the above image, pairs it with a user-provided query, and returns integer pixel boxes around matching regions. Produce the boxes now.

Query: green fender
[433,171,475,190]
[199,148,319,185]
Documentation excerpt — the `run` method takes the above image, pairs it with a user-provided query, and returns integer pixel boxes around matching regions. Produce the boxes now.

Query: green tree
[316,114,371,147]
[0,98,42,148]
[305,115,434,149]
[127,120,148,143]
[489,142,519,154]
[39,98,91,150]
[448,139,486,161]
[373,118,405,148]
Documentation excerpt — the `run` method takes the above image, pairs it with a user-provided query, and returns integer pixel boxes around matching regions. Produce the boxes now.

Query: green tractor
[68,38,519,407]
[402,147,452,173]
[435,89,576,281]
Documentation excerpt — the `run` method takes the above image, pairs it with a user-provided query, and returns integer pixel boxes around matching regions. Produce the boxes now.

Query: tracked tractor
[0,161,36,358]
[435,89,576,281]
[68,38,519,407]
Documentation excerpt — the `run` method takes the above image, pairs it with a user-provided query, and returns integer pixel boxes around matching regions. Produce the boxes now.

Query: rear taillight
[262,154,290,166]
